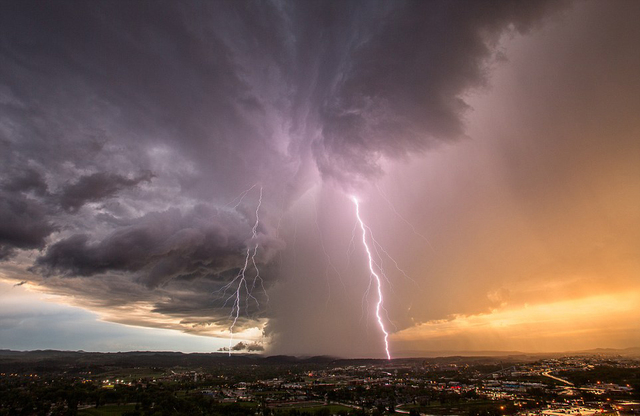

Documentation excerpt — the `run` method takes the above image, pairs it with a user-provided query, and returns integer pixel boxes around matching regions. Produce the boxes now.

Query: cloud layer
[4,1,638,356]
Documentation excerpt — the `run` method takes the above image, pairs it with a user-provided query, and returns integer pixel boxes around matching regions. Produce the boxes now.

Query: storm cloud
[0,190,56,260]
[34,205,283,288]
[5,0,637,356]
[59,171,154,213]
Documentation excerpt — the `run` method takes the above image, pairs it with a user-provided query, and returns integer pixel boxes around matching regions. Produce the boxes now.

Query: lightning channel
[351,195,391,360]
[217,186,264,355]
[224,183,258,210]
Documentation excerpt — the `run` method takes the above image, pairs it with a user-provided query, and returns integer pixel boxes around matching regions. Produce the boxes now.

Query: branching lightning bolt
[224,183,258,210]
[369,230,416,286]
[218,185,416,359]
[351,195,391,360]
[217,186,264,355]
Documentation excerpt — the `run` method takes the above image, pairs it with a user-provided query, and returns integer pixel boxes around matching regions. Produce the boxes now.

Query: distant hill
[394,349,529,358]
[574,347,640,357]
[394,347,640,359]
[0,350,350,374]
[0,347,637,373]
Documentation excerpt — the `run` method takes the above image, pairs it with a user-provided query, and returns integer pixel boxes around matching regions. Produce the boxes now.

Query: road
[541,371,574,386]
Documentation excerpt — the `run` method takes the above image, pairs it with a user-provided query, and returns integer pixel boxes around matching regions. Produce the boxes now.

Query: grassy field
[78,404,137,416]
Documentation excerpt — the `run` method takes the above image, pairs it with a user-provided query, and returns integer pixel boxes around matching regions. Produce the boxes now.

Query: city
[1,351,638,415]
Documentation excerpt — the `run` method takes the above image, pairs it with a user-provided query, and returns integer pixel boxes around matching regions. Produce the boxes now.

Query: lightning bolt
[351,195,391,360]
[217,186,264,355]
[224,183,258,210]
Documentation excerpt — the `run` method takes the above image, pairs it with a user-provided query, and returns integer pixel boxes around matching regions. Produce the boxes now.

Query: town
[1,350,639,416]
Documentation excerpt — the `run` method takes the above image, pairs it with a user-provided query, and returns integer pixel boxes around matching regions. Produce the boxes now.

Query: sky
[1,0,639,358]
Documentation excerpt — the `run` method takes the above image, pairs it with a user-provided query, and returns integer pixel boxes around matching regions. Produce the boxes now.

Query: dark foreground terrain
[1,349,639,416]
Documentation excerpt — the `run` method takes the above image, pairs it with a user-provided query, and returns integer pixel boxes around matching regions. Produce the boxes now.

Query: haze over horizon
[1,0,640,358]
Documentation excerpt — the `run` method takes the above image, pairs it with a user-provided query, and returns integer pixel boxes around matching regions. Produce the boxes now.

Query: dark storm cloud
[0,191,56,260]
[0,166,53,259]
[310,0,565,183]
[2,168,48,196]
[34,205,282,289]
[0,1,274,204]
[59,171,154,213]
[2,0,564,188]
[0,0,567,344]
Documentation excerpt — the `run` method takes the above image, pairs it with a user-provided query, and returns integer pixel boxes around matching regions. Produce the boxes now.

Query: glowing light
[392,291,640,352]
[218,186,264,355]
[351,195,391,360]
[224,183,258,210]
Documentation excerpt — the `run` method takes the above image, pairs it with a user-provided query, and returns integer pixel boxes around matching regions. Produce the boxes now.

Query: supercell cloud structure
[2,0,640,356]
